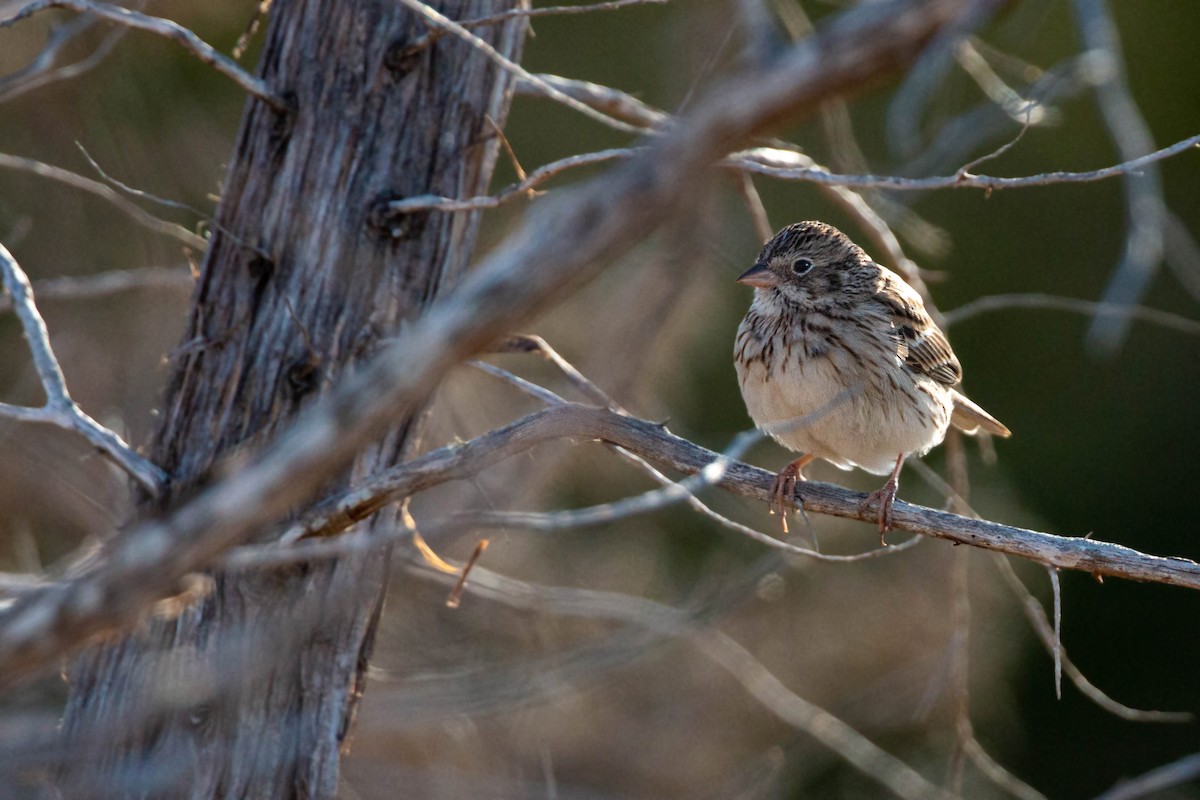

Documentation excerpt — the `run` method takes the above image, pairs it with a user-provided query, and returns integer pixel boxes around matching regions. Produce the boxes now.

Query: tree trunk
[58,1,526,797]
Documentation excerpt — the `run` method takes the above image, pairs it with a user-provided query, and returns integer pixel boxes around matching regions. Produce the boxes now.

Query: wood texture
[57,1,526,797]
[0,0,992,695]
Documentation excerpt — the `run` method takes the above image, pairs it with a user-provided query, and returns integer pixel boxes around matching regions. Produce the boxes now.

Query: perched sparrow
[734,221,1010,538]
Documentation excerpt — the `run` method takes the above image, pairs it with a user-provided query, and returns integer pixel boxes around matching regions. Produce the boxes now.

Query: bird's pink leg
[770,453,814,535]
[862,453,904,544]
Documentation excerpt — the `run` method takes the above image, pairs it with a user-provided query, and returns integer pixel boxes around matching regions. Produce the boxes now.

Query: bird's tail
[950,390,1011,437]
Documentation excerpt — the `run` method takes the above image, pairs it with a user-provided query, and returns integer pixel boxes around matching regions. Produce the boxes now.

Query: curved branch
[0,0,1006,688]
[1,0,286,109]
[290,404,1200,589]
[0,153,207,249]
[0,243,167,495]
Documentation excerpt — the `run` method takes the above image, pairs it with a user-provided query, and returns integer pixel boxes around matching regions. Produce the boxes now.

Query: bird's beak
[736,262,779,288]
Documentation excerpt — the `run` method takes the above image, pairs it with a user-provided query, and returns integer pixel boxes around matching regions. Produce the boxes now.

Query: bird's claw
[768,459,809,536]
[861,478,898,545]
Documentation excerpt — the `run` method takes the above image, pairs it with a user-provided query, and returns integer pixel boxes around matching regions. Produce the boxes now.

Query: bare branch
[0,0,1009,687]
[406,559,957,800]
[949,547,1049,800]
[942,293,1200,334]
[465,354,919,564]
[697,629,958,800]
[0,12,123,104]
[1049,566,1062,699]
[495,333,622,410]
[0,266,192,313]
[263,404,1200,590]
[1163,211,1200,302]
[0,243,167,495]
[898,55,1082,179]
[0,0,287,109]
[885,0,998,159]
[1092,753,1200,800]
[74,142,213,219]
[515,73,668,129]
[731,134,1200,191]
[381,148,633,217]
[0,153,207,249]
[458,0,668,28]
[397,0,643,134]
[991,555,1191,723]
[512,73,934,294]
[1073,0,1167,355]
[734,171,773,243]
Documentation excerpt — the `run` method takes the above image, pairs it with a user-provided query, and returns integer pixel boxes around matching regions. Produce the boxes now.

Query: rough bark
[57,1,526,797]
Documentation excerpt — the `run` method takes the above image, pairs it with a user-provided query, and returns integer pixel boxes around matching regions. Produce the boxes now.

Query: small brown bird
[734,221,1010,537]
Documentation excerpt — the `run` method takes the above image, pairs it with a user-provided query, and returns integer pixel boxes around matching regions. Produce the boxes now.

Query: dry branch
[282,404,1200,589]
[0,153,206,249]
[0,0,1002,687]
[0,243,168,495]
[0,267,192,313]
[1073,0,1167,354]
[0,0,285,108]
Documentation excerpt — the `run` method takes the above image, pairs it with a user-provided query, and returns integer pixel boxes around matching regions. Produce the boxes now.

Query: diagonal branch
[282,403,1200,588]
[0,243,167,495]
[0,0,1006,688]
[398,0,642,134]
[0,153,207,249]
[0,0,287,109]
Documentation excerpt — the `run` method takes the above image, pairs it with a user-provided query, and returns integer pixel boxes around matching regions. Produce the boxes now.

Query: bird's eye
[791,258,814,276]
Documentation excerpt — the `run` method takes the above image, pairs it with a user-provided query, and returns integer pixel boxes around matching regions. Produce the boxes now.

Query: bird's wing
[873,269,962,387]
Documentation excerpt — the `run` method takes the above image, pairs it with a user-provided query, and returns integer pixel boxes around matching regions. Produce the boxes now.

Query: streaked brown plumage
[734,221,1010,536]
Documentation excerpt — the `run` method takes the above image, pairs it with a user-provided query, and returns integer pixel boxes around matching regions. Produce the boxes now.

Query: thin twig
[465,360,918,564]
[0,12,121,104]
[910,457,1191,725]
[0,243,167,495]
[405,558,957,800]
[734,172,773,243]
[397,0,642,135]
[0,0,287,109]
[942,293,1200,334]
[513,70,934,295]
[697,629,958,800]
[955,39,1048,126]
[731,134,1200,191]
[494,333,622,410]
[0,0,1021,688]
[0,153,207,249]
[991,555,1190,723]
[75,142,211,218]
[1048,566,1062,700]
[0,267,192,314]
[459,0,668,28]
[515,73,668,129]
[379,134,1200,239]
[381,148,633,218]
[949,544,1048,800]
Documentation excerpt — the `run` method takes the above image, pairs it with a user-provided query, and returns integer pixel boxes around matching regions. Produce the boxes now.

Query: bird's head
[736,221,871,304]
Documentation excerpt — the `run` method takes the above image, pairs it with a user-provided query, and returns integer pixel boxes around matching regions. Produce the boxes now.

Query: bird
[733,220,1010,539]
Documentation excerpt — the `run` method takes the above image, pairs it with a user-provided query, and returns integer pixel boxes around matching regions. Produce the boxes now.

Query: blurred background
[1,0,1199,797]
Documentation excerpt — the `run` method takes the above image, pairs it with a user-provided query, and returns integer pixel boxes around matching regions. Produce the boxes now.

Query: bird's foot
[861,480,898,545]
[861,454,905,545]
[769,455,813,535]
